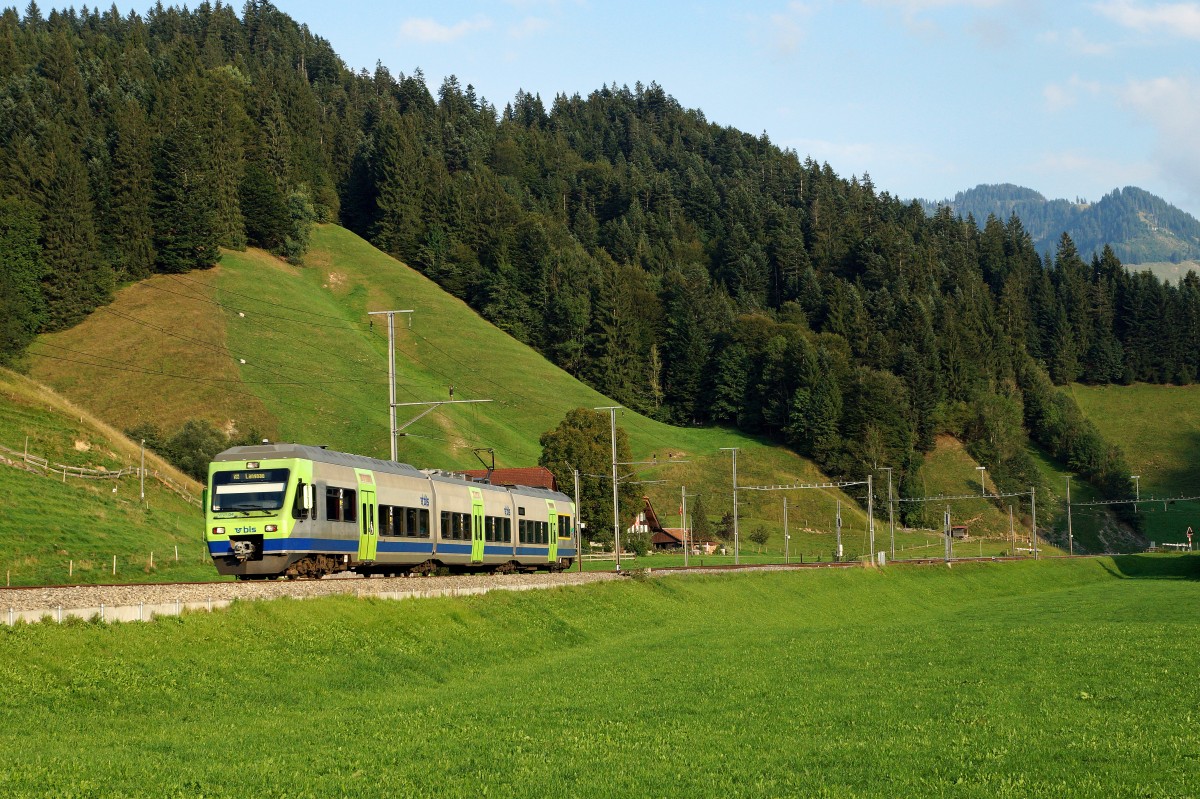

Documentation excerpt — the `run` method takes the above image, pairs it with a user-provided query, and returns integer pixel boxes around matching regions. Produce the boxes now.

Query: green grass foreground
[2,557,1198,798]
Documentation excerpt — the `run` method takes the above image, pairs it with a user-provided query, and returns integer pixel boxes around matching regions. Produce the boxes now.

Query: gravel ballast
[1,571,625,620]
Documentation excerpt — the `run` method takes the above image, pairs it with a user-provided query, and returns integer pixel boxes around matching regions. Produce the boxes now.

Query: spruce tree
[0,197,46,362]
[105,97,156,281]
[153,118,220,273]
[37,125,112,329]
[239,159,289,251]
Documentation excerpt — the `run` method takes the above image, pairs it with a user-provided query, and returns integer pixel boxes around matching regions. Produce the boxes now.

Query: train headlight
[212,527,226,536]
[265,524,278,532]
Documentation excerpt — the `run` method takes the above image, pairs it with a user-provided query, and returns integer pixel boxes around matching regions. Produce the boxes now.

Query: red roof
[462,466,558,491]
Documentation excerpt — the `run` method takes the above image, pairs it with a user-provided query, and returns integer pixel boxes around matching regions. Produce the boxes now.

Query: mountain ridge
[920,183,1200,265]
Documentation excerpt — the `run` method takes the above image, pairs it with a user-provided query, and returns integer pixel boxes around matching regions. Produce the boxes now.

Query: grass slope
[24,226,885,557]
[0,369,211,585]
[1068,383,1200,546]
[1,556,1197,797]
[20,225,1097,569]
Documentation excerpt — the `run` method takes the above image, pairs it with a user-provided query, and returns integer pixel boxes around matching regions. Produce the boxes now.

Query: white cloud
[1042,75,1103,112]
[398,15,492,44]
[508,16,550,39]
[770,2,819,54]
[1116,76,1200,210]
[1093,0,1200,39]
[864,0,1029,39]
[865,0,1010,11]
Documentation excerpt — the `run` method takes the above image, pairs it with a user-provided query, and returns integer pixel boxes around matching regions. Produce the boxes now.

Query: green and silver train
[204,443,576,579]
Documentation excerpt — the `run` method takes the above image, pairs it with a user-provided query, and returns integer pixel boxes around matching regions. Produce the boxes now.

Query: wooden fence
[0,442,200,506]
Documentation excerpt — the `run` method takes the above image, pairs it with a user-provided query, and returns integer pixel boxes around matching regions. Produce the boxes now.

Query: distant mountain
[921,184,1200,265]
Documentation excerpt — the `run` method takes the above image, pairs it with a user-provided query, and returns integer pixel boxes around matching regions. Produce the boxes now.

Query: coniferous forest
[4,1,1199,523]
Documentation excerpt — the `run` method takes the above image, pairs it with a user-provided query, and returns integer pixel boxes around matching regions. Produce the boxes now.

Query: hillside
[23,225,889,558]
[0,368,209,585]
[1068,383,1200,547]
[925,183,1200,265]
[10,225,1083,575]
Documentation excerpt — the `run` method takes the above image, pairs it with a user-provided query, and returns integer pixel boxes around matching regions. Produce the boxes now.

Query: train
[204,442,577,579]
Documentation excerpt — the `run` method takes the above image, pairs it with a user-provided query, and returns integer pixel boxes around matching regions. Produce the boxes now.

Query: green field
[2,556,1196,797]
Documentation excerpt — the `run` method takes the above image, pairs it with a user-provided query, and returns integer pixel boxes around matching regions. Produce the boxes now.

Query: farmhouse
[628,496,720,553]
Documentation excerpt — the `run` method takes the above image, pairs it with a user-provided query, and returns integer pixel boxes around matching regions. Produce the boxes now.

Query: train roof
[212,443,427,478]
[212,443,572,502]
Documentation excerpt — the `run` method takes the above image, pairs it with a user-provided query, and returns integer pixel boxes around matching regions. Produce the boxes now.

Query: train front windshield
[210,469,290,512]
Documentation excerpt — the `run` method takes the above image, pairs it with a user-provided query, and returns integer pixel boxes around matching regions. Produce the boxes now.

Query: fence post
[112,555,116,576]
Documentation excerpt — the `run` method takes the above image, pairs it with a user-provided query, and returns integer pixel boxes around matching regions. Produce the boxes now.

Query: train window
[540,521,548,544]
[440,511,450,538]
[343,489,357,523]
[558,515,571,538]
[326,487,341,521]
[503,517,511,542]
[292,483,305,520]
[419,509,430,537]
[518,519,526,543]
[378,505,390,535]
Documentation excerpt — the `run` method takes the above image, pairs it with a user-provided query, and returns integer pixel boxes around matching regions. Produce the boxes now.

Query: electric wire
[26,349,342,418]
[168,273,354,322]
[140,280,368,331]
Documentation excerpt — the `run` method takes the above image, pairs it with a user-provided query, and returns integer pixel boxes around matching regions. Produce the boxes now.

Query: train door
[470,487,485,563]
[546,499,558,563]
[358,484,377,562]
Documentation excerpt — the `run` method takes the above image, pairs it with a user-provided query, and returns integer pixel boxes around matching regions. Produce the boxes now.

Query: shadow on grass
[1100,554,1200,581]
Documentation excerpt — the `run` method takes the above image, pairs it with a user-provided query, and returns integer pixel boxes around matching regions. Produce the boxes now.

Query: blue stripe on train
[209,539,578,559]
[376,540,436,554]
[207,538,358,557]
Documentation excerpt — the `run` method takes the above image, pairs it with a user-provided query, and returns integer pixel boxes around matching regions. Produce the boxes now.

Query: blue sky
[277,1,1200,217]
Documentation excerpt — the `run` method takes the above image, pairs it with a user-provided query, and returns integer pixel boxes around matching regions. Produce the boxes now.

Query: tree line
[3,1,1184,527]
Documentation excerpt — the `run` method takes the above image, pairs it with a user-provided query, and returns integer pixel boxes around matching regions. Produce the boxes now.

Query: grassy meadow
[1,556,1197,797]
[1068,383,1200,547]
[0,369,213,585]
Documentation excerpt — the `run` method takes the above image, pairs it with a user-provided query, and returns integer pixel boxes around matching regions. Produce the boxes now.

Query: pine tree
[0,197,46,362]
[36,125,112,329]
[371,111,425,259]
[105,97,156,281]
[239,158,289,251]
[153,117,220,272]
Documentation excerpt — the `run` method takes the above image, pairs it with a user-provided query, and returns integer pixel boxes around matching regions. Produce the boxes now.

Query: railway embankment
[1,570,624,625]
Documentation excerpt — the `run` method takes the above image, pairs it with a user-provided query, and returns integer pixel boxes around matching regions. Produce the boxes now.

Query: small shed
[950,525,968,539]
